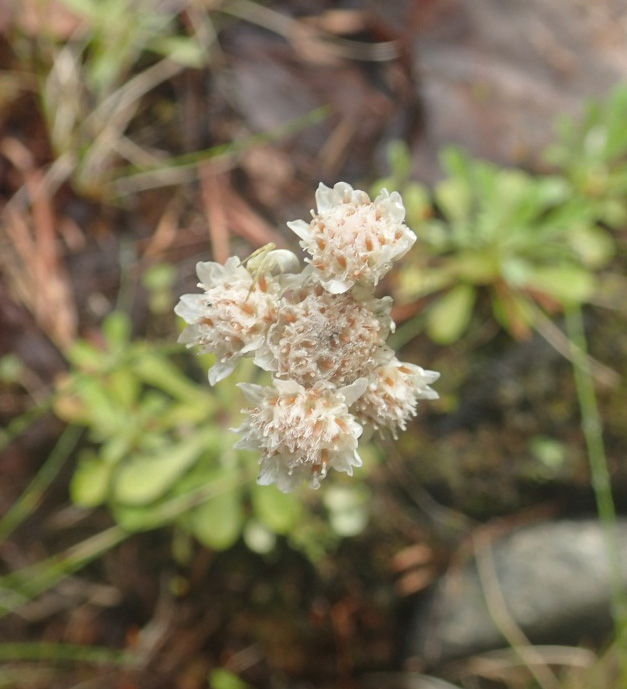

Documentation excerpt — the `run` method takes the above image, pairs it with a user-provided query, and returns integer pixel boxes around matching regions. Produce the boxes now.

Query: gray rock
[410,0,627,182]
[405,519,627,667]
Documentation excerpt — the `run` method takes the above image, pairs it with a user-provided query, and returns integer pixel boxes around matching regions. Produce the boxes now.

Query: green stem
[564,303,627,669]
[0,524,128,616]
[0,471,249,617]
[0,425,82,542]
[0,642,133,665]
[112,105,330,195]
[0,398,53,454]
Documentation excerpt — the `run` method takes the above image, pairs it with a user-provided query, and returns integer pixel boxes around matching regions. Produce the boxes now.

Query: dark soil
[1,2,627,688]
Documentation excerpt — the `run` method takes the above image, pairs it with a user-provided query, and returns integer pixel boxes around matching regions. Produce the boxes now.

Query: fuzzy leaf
[323,484,370,537]
[113,434,210,505]
[426,284,476,344]
[71,451,112,507]
[209,669,251,689]
[251,483,302,535]
[525,265,596,303]
[190,485,243,550]
[103,312,132,351]
[65,341,106,371]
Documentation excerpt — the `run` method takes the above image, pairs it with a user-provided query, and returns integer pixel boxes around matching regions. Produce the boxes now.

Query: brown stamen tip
[320,449,329,471]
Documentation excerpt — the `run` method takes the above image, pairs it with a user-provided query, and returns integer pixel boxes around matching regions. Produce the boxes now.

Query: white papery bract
[174,256,282,385]
[287,182,416,294]
[234,378,368,493]
[353,359,440,438]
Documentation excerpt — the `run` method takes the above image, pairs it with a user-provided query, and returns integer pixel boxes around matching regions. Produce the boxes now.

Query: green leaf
[111,503,168,531]
[434,176,472,224]
[0,354,24,383]
[209,668,251,689]
[501,256,534,288]
[142,263,176,292]
[66,341,106,370]
[529,436,566,472]
[322,484,370,537]
[189,484,243,550]
[386,139,412,181]
[60,0,101,21]
[150,36,205,68]
[426,284,476,344]
[525,265,596,303]
[108,368,140,409]
[77,378,125,435]
[99,431,134,466]
[491,290,534,339]
[113,434,211,505]
[569,225,615,268]
[251,483,302,535]
[134,353,212,405]
[397,264,452,301]
[102,312,132,351]
[453,253,499,284]
[243,520,277,554]
[403,182,432,227]
[420,219,450,251]
[71,451,113,507]
[440,146,472,182]
[155,401,215,429]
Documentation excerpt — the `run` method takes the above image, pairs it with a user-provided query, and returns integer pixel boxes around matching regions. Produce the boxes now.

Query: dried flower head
[175,182,440,493]
[256,280,394,386]
[352,359,440,438]
[287,182,416,294]
[175,256,282,385]
[234,378,368,492]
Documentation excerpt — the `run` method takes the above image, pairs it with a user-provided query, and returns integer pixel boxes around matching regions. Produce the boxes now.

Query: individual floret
[234,378,368,492]
[352,359,440,438]
[175,256,282,385]
[287,182,416,294]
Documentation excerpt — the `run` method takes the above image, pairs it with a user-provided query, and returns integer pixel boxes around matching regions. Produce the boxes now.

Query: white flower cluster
[175,182,439,492]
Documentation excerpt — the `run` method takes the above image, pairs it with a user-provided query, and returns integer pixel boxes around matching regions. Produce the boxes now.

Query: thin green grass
[0,425,82,542]
[0,469,249,617]
[565,302,627,683]
[0,641,133,665]
[111,105,331,196]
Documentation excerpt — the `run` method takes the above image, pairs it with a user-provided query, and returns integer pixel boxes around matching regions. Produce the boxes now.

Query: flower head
[175,183,440,494]
[352,359,440,438]
[234,378,368,492]
[287,182,416,294]
[257,280,394,386]
[174,256,281,385]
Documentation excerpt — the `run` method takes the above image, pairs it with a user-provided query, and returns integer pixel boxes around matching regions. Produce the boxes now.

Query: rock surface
[411,0,627,181]
[405,519,627,667]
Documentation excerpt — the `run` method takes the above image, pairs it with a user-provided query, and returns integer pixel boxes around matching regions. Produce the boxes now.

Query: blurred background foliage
[1,1,627,688]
